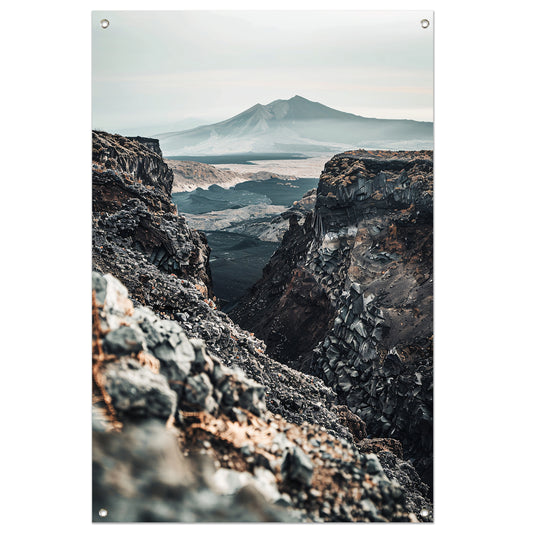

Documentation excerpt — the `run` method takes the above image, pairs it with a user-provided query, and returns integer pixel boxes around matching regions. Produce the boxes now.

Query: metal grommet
[421,19,430,29]
[98,508,108,517]
[100,19,110,29]
[420,508,429,517]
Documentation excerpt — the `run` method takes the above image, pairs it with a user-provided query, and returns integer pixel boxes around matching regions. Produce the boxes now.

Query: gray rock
[360,498,379,520]
[104,325,144,356]
[184,373,214,410]
[237,379,265,416]
[190,337,213,373]
[241,443,255,457]
[103,358,177,421]
[272,432,293,452]
[365,453,383,475]
[92,271,107,305]
[154,327,196,383]
[275,493,293,507]
[281,446,314,486]
[354,320,368,338]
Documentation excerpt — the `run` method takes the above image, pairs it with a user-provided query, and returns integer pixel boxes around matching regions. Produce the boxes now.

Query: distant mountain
[112,118,212,139]
[156,96,433,156]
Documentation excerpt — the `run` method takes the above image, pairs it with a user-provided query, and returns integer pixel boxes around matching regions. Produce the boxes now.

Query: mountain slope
[156,96,433,156]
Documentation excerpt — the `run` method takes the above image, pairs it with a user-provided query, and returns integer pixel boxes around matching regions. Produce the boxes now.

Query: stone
[92,271,107,305]
[281,446,314,486]
[103,325,144,356]
[360,498,379,520]
[241,444,255,457]
[365,453,384,475]
[102,358,177,421]
[275,493,293,507]
[92,136,435,520]
[184,373,214,410]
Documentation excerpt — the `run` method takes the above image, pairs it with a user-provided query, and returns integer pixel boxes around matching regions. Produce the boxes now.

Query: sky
[92,10,433,135]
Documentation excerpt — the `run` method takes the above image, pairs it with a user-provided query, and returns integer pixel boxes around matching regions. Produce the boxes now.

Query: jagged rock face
[93,421,295,522]
[92,131,212,292]
[92,273,431,522]
[231,214,334,371]
[313,149,432,235]
[92,233,354,442]
[231,150,433,487]
[92,130,357,443]
[93,131,173,194]
[127,135,164,157]
[93,272,268,424]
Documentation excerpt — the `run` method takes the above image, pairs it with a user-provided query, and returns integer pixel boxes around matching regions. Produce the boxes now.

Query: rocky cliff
[93,131,212,293]
[231,150,433,487]
[92,132,353,439]
[92,134,432,521]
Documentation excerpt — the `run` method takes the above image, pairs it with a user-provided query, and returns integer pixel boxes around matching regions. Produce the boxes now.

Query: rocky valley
[92,131,433,522]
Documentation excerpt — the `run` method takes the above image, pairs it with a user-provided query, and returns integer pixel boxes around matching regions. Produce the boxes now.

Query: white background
[1,0,532,531]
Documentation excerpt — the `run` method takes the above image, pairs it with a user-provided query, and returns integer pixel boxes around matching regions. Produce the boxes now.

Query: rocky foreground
[92,131,432,522]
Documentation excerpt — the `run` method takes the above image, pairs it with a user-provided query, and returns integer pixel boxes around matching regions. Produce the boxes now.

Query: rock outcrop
[92,133,433,521]
[93,131,212,294]
[127,135,164,157]
[93,272,431,522]
[231,150,433,487]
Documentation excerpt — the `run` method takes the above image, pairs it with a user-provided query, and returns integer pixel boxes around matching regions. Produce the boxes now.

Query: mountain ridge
[156,96,433,156]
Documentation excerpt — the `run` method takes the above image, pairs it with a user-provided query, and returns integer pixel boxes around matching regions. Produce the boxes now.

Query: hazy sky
[92,10,433,134]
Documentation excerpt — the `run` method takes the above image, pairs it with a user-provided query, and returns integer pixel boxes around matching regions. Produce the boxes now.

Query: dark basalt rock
[281,446,314,486]
[94,271,268,421]
[102,358,178,421]
[92,421,294,522]
[93,131,172,195]
[331,405,367,441]
[230,213,335,373]
[375,451,433,522]
[126,135,164,157]
[93,132,212,292]
[231,150,433,490]
[358,437,403,458]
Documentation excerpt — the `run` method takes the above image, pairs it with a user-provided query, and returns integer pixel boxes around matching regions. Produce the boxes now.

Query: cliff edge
[231,150,433,486]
